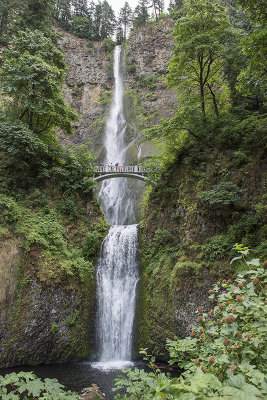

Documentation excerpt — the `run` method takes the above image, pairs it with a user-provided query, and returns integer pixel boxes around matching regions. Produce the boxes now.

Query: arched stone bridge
[93,165,152,183]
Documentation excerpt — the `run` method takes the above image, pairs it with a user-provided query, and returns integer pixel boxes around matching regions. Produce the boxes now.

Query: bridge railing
[95,165,147,174]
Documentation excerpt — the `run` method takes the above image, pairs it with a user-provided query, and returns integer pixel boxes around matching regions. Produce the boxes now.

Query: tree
[92,1,102,40]
[0,0,24,39]
[116,25,124,45]
[0,30,77,136]
[71,15,90,38]
[133,0,149,28]
[235,0,267,105]
[167,0,234,123]
[237,0,266,24]
[72,0,88,17]
[119,2,132,41]
[168,0,183,15]
[14,0,54,36]
[149,0,164,20]
[54,0,72,29]
[99,0,116,40]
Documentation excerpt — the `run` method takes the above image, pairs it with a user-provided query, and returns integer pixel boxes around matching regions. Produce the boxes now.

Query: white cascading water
[95,46,140,369]
[98,46,135,225]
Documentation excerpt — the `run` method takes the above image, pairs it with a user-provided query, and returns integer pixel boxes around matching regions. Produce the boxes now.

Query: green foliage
[0,120,95,195]
[82,219,109,258]
[71,15,91,38]
[0,121,52,187]
[137,74,157,90]
[167,0,234,123]
[113,249,267,399]
[51,322,59,334]
[51,145,96,195]
[66,310,80,327]
[101,37,116,52]
[152,229,173,249]
[0,29,77,136]
[201,235,233,262]
[0,192,101,282]
[199,181,243,209]
[0,371,78,399]
[228,212,261,244]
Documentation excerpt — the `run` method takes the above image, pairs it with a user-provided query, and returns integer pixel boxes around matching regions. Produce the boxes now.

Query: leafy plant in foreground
[0,371,78,399]
[113,246,267,399]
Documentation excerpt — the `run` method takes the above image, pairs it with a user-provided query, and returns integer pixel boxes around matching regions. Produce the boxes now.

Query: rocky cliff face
[136,147,266,359]
[123,18,176,161]
[57,18,176,162]
[56,28,113,159]
[0,188,107,368]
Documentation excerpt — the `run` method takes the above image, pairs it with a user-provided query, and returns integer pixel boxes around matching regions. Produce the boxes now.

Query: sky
[108,0,170,16]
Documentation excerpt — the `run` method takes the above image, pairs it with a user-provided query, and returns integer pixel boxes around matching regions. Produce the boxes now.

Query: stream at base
[0,362,147,399]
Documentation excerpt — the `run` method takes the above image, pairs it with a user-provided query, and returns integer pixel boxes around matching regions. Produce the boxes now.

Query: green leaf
[222,383,262,400]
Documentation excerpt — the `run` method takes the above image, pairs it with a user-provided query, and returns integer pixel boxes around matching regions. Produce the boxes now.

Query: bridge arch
[93,172,151,183]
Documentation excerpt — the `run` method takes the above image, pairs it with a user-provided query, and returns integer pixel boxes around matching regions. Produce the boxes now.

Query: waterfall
[95,46,140,369]
[98,46,136,226]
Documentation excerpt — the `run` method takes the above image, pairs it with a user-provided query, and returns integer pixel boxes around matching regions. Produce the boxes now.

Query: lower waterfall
[96,225,139,364]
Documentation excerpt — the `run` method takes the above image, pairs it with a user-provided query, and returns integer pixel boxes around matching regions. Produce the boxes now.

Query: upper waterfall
[98,46,137,225]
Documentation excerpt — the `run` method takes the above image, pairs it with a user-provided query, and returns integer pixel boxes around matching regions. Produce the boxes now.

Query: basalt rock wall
[57,18,176,162]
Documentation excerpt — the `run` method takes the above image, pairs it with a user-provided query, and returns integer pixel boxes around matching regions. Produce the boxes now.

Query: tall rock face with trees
[55,27,114,159]
[0,18,108,368]
[134,0,266,360]
[0,0,265,372]
[57,17,176,162]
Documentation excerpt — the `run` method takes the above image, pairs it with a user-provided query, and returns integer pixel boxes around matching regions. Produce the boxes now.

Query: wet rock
[79,385,105,400]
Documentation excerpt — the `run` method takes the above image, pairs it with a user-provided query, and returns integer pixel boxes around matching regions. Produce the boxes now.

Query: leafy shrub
[113,248,266,399]
[102,38,115,53]
[230,150,249,166]
[228,212,260,243]
[0,121,52,186]
[137,74,157,90]
[82,220,109,258]
[16,211,67,254]
[51,145,95,195]
[201,235,233,262]
[0,371,77,399]
[51,322,59,334]
[57,196,79,217]
[152,229,173,248]
[199,181,243,209]
[126,63,136,73]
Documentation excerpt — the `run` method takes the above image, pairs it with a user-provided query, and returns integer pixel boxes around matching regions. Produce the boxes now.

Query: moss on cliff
[0,179,108,367]
[136,142,266,360]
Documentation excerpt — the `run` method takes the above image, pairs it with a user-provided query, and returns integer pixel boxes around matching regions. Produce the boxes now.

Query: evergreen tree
[133,0,149,28]
[54,0,72,29]
[99,0,116,40]
[72,0,88,17]
[92,2,102,40]
[149,0,164,20]
[119,1,132,41]
[168,0,183,15]
[16,0,54,34]
[116,25,124,45]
